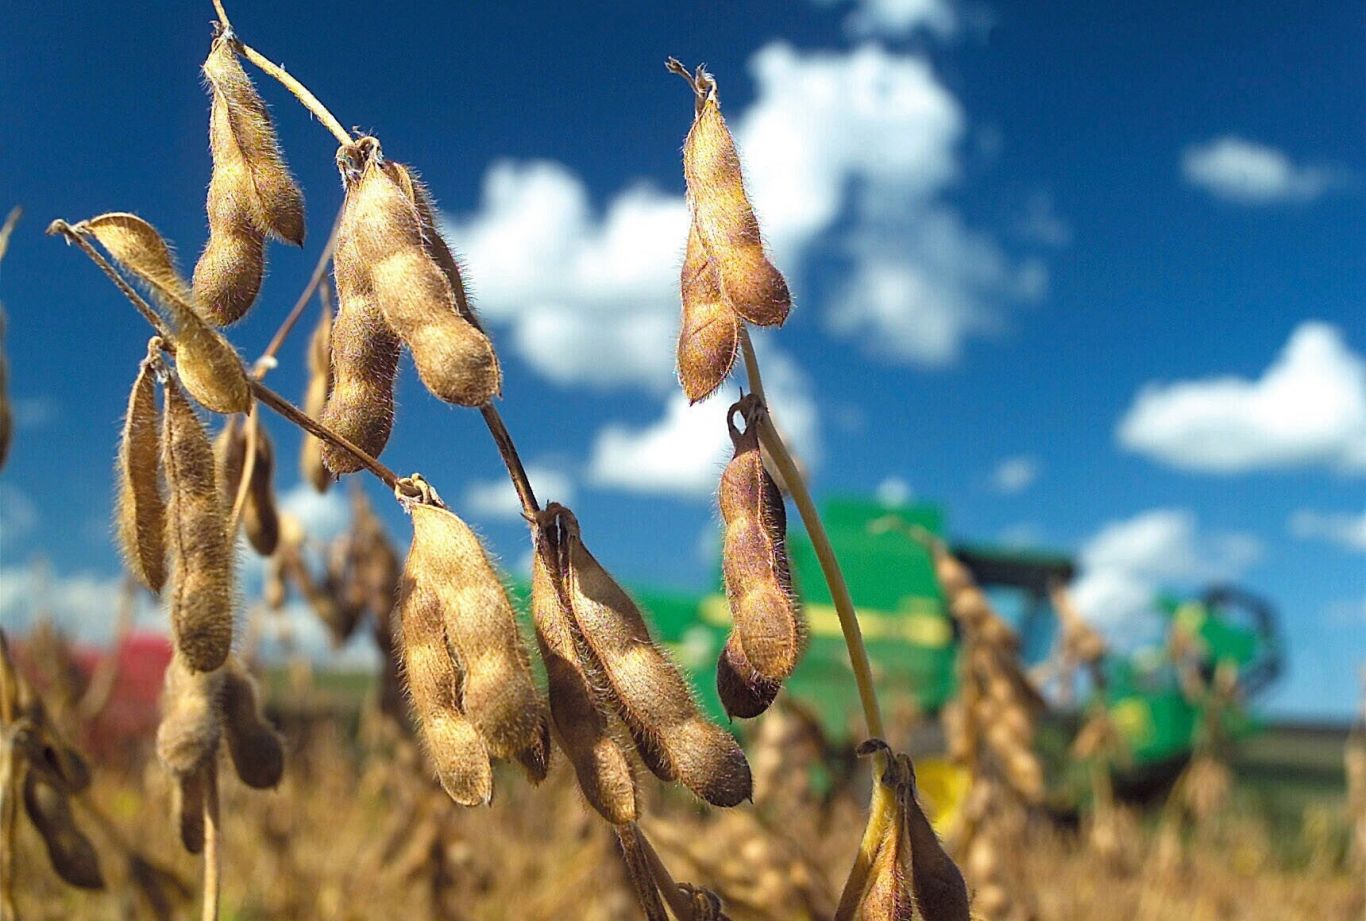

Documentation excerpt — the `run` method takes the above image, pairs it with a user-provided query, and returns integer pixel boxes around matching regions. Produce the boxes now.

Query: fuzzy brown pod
[335,139,500,407]
[193,35,305,325]
[719,397,802,684]
[163,378,234,672]
[677,219,739,403]
[319,147,402,472]
[299,291,333,492]
[76,212,251,413]
[675,63,791,328]
[405,498,547,771]
[215,414,280,556]
[393,487,493,805]
[115,349,168,593]
[557,505,752,807]
[155,653,225,776]
[392,163,484,332]
[221,656,284,789]
[715,633,780,720]
[531,512,638,824]
[22,771,105,890]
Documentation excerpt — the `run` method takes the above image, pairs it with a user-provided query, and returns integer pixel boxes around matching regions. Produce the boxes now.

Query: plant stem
[254,207,341,376]
[227,405,259,535]
[201,761,221,921]
[634,824,694,921]
[248,379,400,490]
[738,328,884,740]
[480,405,539,518]
[223,23,352,147]
[47,220,175,342]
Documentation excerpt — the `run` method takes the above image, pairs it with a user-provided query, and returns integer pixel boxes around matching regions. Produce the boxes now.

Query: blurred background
[0,0,1362,918]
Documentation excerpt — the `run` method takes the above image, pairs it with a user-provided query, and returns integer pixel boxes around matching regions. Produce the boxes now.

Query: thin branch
[480,405,539,519]
[634,823,695,921]
[227,405,259,535]
[210,0,232,32]
[232,40,351,146]
[248,379,399,490]
[47,220,175,343]
[253,206,342,376]
[738,328,884,740]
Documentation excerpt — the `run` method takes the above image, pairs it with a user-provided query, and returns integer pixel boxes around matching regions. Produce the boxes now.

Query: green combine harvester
[631,496,1284,802]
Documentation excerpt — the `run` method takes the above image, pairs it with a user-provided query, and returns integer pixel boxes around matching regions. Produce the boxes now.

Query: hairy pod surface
[116,357,167,593]
[194,37,304,324]
[559,506,751,807]
[221,657,285,789]
[406,503,546,765]
[321,161,401,472]
[22,772,104,890]
[337,141,500,406]
[680,73,791,327]
[155,654,225,776]
[163,379,234,672]
[715,633,780,720]
[394,163,483,332]
[77,212,251,412]
[718,401,802,682]
[300,298,333,492]
[394,508,493,805]
[677,219,739,403]
[900,758,971,921]
[531,518,638,824]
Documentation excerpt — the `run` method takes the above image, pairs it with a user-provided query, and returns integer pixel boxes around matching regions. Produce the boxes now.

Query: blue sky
[1,0,1362,718]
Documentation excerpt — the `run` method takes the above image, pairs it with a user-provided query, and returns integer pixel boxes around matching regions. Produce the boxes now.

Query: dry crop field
[1,2,1363,919]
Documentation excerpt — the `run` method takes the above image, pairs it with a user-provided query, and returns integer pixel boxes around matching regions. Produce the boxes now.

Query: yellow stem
[634,823,694,921]
[235,41,351,146]
[201,761,221,921]
[738,328,884,740]
[227,405,259,535]
[254,206,342,376]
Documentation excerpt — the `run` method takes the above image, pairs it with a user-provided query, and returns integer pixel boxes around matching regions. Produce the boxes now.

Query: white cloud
[1118,322,1366,474]
[587,341,818,498]
[0,483,38,552]
[278,481,351,542]
[1070,508,1261,644]
[464,463,575,520]
[1182,137,1350,205]
[10,396,59,429]
[811,0,959,38]
[876,476,913,506]
[0,564,162,643]
[1289,508,1366,553]
[446,41,1044,388]
[990,455,1040,494]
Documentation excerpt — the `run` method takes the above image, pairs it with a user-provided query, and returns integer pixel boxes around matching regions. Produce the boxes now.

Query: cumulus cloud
[588,342,818,498]
[447,41,1044,389]
[277,481,351,542]
[1289,508,1366,553]
[1182,137,1351,205]
[876,475,913,506]
[990,455,1040,494]
[0,564,162,644]
[1118,322,1366,474]
[810,0,959,38]
[1070,509,1262,644]
[464,463,576,520]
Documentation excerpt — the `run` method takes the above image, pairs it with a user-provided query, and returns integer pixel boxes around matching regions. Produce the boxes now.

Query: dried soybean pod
[320,151,401,472]
[76,212,250,412]
[299,290,333,492]
[214,415,245,510]
[163,378,234,672]
[155,654,225,775]
[406,500,546,763]
[242,423,280,557]
[677,219,739,403]
[395,501,493,805]
[200,35,305,245]
[560,507,751,807]
[391,163,484,332]
[719,398,802,681]
[673,62,791,327]
[339,139,500,407]
[531,512,638,824]
[173,770,206,854]
[715,634,780,720]
[221,657,284,789]
[194,35,305,325]
[22,772,104,890]
[900,755,970,921]
[115,349,168,593]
